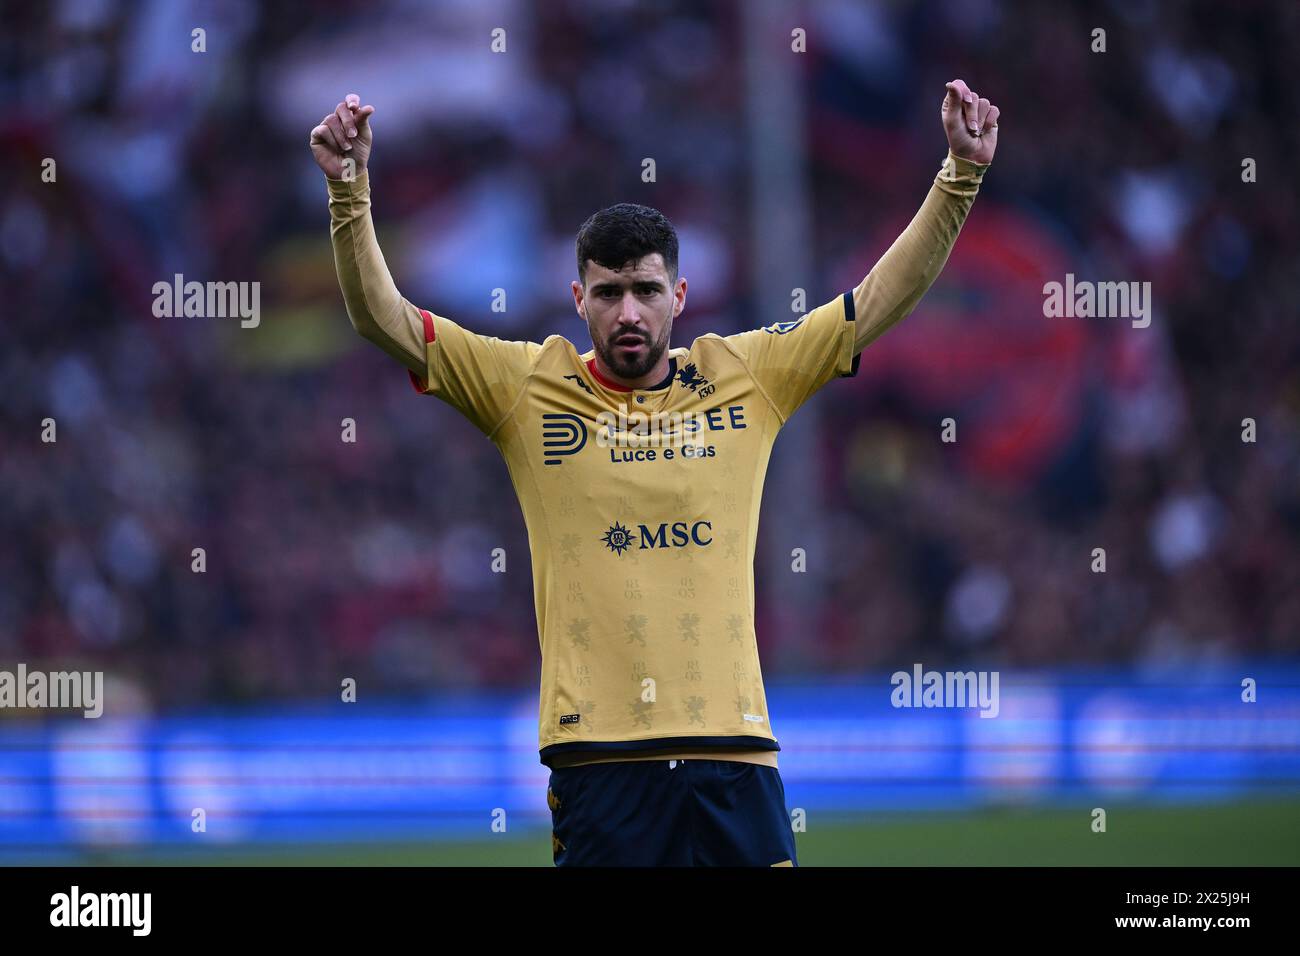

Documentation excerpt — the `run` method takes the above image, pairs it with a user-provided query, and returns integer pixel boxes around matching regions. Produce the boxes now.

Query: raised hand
[310,93,376,180]
[941,79,998,165]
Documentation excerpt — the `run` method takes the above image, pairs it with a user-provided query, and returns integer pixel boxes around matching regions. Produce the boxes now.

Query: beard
[591,310,672,381]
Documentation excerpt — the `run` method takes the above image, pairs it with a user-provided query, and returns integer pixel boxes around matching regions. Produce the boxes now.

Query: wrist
[947,148,989,170]
[326,167,369,194]
[936,149,988,189]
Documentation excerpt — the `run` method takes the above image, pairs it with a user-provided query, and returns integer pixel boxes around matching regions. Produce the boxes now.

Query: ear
[571,279,586,317]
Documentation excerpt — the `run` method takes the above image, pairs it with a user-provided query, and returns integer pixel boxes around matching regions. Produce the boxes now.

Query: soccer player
[311,80,998,866]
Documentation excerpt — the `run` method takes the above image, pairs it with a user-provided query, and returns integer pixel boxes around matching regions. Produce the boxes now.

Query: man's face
[572,253,686,384]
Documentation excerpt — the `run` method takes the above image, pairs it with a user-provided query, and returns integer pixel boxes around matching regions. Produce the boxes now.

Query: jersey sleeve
[722,291,859,423]
[407,309,542,438]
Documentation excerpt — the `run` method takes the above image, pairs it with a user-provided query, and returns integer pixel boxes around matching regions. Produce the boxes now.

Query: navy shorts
[546,758,798,867]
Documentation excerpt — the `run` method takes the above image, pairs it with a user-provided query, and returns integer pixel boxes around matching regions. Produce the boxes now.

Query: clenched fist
[310,93,376,180]
[942,79,999,165]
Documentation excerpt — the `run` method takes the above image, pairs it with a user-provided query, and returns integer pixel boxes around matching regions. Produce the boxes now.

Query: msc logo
[762,317,806,334]
[601,521,636,555]
[542,413,587,465]
[601,519,712,556]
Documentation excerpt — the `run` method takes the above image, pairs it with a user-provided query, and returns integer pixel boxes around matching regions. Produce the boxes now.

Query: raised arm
[851,79,1000,353]
[310,92,426,374]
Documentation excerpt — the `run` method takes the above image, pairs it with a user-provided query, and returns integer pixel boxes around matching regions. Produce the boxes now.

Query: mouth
[613,335,646,353]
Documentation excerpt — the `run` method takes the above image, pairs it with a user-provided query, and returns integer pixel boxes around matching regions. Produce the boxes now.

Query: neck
[589,351,673,391]
[587,353,676,390]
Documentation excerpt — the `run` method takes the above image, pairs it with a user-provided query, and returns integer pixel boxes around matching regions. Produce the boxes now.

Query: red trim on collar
[586,357,633,392]
[585,355,678,393]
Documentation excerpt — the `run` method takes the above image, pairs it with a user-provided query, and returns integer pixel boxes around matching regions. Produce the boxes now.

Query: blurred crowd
[1,0,1297,713]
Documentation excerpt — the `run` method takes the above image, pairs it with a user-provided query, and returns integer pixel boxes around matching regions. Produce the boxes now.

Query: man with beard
[314,80,998,866]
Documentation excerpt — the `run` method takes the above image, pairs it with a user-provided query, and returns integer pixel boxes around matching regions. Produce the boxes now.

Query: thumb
[353,104,376,129]
[943,83,961,112]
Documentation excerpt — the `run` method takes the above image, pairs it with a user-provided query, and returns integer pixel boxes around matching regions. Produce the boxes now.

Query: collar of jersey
[585,355,677,393]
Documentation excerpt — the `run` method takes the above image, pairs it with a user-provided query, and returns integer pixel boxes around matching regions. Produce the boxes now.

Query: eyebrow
[589,279,666,293]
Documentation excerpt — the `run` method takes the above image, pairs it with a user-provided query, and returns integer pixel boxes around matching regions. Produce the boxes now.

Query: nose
[614,295,646,335]
[621,291,640,322]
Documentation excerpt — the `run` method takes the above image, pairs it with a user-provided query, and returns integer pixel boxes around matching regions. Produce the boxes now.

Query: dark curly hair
[575,203,679,286]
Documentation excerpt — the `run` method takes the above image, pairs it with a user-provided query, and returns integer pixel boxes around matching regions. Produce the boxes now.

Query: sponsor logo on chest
[601,519,712,555]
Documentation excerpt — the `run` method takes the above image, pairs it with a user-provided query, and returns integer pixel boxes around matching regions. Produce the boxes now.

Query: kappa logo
[762,317,806,335]
[542,413,587,465]
[563,373,594,396]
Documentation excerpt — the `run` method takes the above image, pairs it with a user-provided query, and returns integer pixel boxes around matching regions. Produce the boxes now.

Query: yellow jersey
[325,148,988,768]
[407,294,857,766]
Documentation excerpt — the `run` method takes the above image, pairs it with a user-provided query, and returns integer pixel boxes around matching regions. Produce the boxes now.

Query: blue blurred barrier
[1,667,1297,849]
